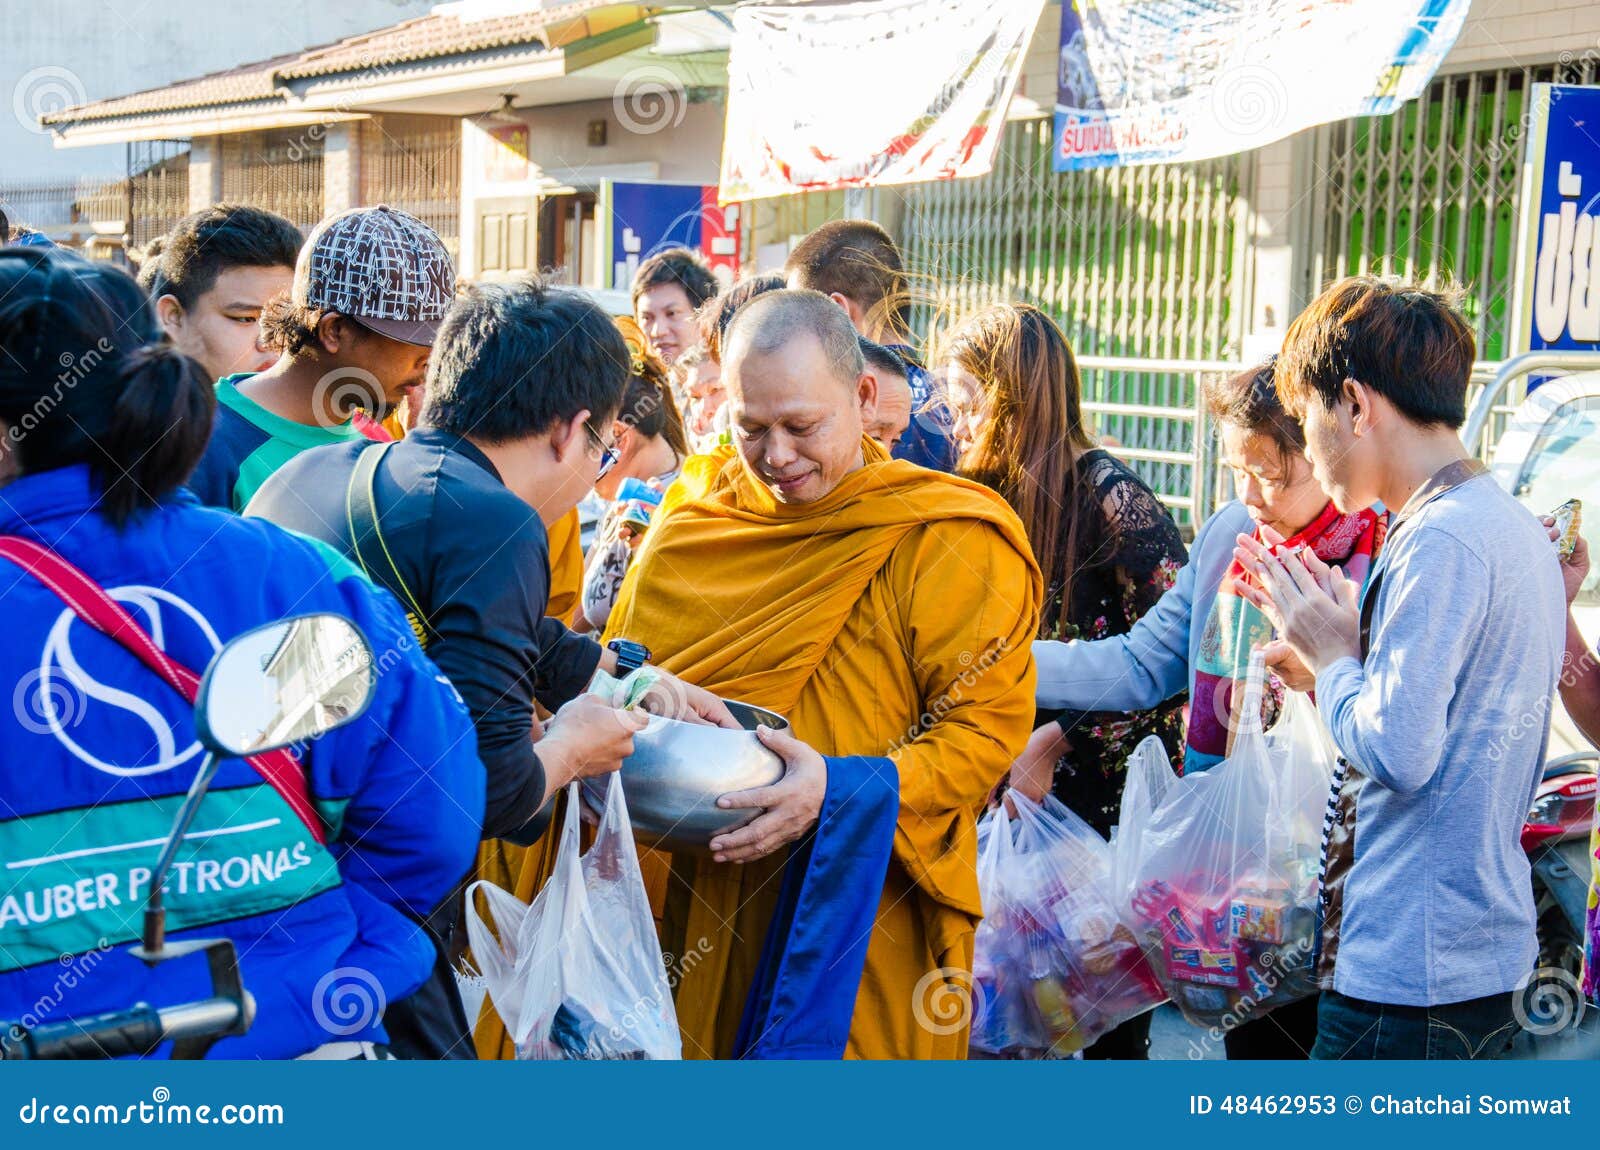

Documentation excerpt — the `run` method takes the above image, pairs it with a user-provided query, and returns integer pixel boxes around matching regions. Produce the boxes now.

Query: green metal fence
[1303,56,1600,363]
[899,116,1253,522]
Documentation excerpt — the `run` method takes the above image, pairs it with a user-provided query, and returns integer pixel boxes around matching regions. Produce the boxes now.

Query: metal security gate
[220,131,324,231]
[1303,57,1600,363]
[901,117,1253,521]
[360,115,462,256]
[127,140,190,249]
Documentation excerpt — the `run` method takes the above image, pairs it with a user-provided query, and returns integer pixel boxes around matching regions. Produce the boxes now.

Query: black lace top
[1036,449,1188,836]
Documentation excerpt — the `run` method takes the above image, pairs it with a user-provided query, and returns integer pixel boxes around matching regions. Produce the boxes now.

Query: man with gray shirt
[1235,277,1564,1060]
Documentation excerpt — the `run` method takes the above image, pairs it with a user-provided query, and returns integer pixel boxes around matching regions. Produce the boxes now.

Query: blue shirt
[1315,473,1564,1006]
[887,348,958,473]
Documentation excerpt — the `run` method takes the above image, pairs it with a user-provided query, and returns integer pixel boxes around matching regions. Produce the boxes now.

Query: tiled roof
[43,0,652,126]
[41,51,300,124]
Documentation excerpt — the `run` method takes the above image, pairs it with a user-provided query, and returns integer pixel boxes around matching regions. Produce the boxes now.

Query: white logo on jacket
[36,586,221,777]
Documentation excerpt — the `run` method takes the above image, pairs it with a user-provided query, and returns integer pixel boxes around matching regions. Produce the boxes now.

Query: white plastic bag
[971,792,1166,1057]
[1114,652,1336,1028]
[465,776,681,1059]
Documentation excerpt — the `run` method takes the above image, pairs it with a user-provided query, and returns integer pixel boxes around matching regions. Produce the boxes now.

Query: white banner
[718,0,1047,203]
[1054,0,1470,170]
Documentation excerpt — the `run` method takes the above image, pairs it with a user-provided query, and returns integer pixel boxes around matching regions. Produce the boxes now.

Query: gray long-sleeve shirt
[1314,472,1564,1006]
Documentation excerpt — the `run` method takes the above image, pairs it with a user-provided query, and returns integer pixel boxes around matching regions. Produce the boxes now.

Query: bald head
[720,289,880,505]
[723,289,865,387]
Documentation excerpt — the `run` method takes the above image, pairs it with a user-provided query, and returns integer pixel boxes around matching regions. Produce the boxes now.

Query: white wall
[0,0,434,182]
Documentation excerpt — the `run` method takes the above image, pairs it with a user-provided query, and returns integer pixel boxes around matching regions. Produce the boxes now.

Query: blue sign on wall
[1515,84,1600,354]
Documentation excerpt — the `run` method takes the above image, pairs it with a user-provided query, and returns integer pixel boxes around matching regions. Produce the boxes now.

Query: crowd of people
[0,199,1593,1062]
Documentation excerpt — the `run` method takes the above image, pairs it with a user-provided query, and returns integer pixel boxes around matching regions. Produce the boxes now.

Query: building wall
[458,95,725,281]
[1,0,434,183]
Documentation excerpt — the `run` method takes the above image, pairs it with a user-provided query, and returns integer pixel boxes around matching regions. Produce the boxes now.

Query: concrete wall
[0,0,433,183]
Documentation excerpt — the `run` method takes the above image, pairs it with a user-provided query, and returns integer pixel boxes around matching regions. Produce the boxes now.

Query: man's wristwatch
[606,638,651,675]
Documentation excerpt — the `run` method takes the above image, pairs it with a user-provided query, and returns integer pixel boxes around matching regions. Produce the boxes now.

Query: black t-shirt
[246,428,602,843]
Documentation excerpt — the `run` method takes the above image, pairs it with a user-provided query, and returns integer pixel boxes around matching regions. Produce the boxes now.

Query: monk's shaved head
[723,289,865,387]
[721,288,880,505]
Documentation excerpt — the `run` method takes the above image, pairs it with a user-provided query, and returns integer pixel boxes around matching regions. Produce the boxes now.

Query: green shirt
[188,374,367,512]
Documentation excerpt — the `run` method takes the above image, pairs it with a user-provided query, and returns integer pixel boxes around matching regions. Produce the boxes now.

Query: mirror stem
[142,752,220,956]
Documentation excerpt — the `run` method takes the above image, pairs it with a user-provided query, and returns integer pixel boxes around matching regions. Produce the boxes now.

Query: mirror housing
[194,613,376,757]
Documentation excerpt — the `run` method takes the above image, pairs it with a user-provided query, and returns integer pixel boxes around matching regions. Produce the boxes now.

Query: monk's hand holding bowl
[708,724,827,864]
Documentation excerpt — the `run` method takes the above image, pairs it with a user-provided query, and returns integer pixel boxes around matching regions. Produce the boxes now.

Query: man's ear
[155,293,185,337]
[855,370,879,425]
[1343,377,1374,436]
[829,291,866,334]
[553,409,590,465]
[315,312,351,356]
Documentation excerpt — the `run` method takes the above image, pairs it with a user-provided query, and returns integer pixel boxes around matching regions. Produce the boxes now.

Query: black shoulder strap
[345,442,436,650]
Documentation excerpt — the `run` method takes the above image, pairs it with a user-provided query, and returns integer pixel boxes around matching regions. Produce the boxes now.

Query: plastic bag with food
[971,791,1166,1058]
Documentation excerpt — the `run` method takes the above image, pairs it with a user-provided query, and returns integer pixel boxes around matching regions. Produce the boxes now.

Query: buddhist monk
[605,290,1041,1059]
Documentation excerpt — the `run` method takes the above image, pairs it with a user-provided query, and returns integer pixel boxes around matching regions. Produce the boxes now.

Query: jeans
[1311,988,1517,1060]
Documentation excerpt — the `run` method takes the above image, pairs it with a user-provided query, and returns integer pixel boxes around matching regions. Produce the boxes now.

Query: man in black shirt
[246,277,735,1056]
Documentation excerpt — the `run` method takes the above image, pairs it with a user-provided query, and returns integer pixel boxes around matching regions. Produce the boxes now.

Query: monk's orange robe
[604,438,1040,1059]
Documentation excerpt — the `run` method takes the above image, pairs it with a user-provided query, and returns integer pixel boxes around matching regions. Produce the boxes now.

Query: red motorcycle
[1517,751,1597,1045]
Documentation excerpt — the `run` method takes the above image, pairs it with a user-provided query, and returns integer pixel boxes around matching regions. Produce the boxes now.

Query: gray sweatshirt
[1314,472,1564,1006]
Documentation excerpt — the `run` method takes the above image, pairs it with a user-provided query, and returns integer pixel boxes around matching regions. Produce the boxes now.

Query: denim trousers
[1310,988,1517,1060]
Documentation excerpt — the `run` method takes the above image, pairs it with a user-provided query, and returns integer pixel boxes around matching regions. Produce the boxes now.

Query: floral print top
[1037,450,1188,836]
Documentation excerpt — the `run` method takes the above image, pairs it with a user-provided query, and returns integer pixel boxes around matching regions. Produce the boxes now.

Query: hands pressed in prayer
[1232,532,1361,676]
[709,724,828,863]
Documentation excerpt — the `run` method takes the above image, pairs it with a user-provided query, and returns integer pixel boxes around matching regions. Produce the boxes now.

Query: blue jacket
[0,465,484,1058]
[888,351,958,473]
[1033,501,1253,773]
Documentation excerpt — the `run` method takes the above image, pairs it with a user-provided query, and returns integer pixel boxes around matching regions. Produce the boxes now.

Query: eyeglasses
[586,422,619,480]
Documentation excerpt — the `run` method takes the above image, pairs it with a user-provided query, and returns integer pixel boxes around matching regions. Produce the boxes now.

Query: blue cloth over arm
[734,755,899,1059]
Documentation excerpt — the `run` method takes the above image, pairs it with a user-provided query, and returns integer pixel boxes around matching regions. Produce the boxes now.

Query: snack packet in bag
[465,775,681,1059]
[972,792,1166,1058]
[1115,652,1335,1028]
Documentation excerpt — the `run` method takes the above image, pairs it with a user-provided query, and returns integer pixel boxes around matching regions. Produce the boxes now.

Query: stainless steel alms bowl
[580,700,788,854]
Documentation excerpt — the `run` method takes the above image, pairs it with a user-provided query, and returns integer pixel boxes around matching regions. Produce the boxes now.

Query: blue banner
[1515,84,1600,354]
[2,1057,1596,1148]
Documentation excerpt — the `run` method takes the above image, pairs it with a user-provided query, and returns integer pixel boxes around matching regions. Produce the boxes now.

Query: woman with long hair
[945,302,1188,1059]
[575,332,690,633]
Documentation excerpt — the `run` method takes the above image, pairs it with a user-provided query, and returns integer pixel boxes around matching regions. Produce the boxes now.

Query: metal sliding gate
[900,117,1253,524]
[1304,57,1600,364]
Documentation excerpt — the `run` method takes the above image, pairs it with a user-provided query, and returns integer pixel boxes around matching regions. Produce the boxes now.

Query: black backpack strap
[345,442,436,650]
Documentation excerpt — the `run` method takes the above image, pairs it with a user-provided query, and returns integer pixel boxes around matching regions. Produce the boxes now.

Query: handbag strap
[345,442,434,650]
[0,536,326,844]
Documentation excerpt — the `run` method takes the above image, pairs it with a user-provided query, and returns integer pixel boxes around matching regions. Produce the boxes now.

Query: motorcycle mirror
[194,613,376,757]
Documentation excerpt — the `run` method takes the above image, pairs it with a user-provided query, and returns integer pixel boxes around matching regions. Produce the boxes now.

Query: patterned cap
[293,205,455,346]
